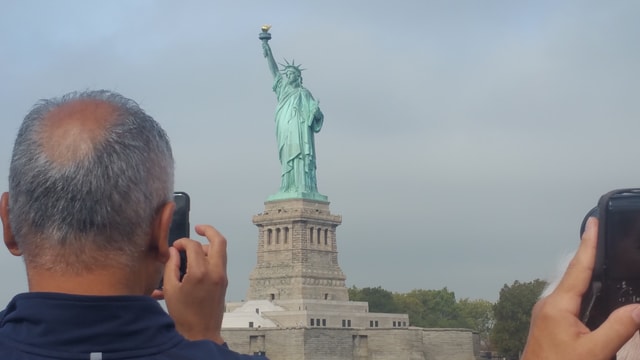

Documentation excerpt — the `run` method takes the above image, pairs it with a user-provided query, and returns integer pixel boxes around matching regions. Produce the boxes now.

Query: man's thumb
[587,305,640,359]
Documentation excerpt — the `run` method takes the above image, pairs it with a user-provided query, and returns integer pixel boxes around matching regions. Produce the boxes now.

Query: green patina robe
[272,73,323,194]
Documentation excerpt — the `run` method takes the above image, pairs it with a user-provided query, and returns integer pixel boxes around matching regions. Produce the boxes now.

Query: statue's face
[284,69,301,86]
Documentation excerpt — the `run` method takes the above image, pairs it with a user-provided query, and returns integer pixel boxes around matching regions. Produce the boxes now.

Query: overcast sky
[1,1,639,306]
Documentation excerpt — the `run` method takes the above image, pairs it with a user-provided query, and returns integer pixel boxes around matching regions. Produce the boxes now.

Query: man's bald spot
[39,99,118,165]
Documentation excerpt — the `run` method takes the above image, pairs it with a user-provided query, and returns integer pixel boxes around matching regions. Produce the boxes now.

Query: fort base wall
[222,327,479,360]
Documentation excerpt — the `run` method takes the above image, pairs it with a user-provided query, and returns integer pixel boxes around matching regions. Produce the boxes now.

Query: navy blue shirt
[0,292,268,359]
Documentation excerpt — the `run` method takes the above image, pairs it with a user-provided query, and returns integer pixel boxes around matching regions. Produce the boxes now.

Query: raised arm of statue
[262,41,279,79]
[259,26,279,80]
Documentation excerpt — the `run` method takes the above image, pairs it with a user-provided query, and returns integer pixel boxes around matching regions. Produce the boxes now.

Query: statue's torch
[259,25,272,41]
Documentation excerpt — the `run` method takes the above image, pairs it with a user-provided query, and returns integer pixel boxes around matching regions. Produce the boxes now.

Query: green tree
[349,285,494,346]
[456,298,494,350]
[491,279,547,359]
[393,292,426,326]
[348,286,398,313]
[396,288,459,327]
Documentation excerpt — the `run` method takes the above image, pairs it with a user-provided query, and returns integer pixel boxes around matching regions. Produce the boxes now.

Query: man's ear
[1,192,21,256]
[150,201,175,263]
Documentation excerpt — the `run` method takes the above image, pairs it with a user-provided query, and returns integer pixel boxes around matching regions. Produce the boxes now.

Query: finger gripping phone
[580,188,640,331]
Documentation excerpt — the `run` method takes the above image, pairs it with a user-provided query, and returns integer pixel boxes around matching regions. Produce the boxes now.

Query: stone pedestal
[248,198,348,301]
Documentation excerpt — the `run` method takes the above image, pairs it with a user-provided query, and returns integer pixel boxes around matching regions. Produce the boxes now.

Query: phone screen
[169,192,190,280]
[581,190,640,330]
[158,192,190,289]
[606,196,640,279]
[170,192,190,244]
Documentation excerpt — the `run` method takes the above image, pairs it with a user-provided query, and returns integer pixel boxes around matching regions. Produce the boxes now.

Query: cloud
[0,1,639,306]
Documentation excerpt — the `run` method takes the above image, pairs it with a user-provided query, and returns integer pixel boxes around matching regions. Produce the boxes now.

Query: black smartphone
[580,188,640,331]
[159,191,190,288]
[170,191,190,281]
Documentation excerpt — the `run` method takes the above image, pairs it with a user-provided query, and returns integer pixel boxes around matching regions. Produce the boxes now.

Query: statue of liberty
[259,26,327,201]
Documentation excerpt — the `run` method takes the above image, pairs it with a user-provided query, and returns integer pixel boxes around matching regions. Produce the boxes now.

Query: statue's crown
[279,59,305,74]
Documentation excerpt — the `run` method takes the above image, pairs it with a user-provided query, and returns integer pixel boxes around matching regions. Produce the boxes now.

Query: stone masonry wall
[222,327,479,360]
[249,198,348,302]
[421,329,478,360]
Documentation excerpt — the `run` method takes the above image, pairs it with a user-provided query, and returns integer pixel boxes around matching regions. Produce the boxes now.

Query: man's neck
[27,267,150,296]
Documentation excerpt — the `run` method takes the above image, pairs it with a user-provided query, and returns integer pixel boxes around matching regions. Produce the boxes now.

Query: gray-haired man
[0,90,267,359]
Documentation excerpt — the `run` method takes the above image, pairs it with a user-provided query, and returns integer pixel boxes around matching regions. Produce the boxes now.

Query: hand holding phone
[162,225,229,344]
[521,217,640,360]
